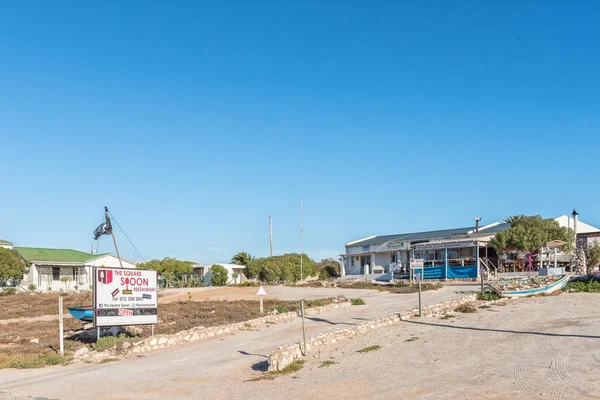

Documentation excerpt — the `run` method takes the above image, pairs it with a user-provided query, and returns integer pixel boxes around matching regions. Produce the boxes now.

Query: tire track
[513,350,539,398]
[592,353,600,366]
[544,342,594,398]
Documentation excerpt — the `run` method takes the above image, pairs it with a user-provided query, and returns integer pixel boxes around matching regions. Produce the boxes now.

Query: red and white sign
[95,267,158,326]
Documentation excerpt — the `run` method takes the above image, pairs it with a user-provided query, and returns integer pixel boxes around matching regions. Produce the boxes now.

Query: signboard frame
[93,266,158,327]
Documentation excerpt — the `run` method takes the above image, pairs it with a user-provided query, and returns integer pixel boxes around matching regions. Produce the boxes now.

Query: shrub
[275,305,289,313]
[209,264,228,286]
[27,283,36,291]
[350,298,366,305]
[476,290,501,301]
[566,277,600,293]
[246,253,317,284]
[454,304,477,313]
[92,335,135,353]
[0,288,17,296]
[357,345,382,353]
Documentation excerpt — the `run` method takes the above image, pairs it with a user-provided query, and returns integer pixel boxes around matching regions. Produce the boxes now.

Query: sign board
[256,285,267,296]
[375,242,408,252]
[410,259,424,269]
[413,241,477,251]
[94,267,158,326]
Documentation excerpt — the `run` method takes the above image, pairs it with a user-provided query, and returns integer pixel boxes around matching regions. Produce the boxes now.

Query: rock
[122,342,131,349]
[158,337,168,345]
[167,337,178,345]
[29,338,39,344]
[74,347,89,358]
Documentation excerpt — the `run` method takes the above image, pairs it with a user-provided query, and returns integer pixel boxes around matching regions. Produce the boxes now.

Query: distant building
[0,239,13,250]
[16,247,136,291]
[192,263,246,285]
[342,214,600,279]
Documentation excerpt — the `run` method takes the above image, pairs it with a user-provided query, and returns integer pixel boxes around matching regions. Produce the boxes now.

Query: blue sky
[1,1,598,263]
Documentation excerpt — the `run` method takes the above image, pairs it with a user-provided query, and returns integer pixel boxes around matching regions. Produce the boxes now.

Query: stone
[158,337,168,345]
[29,338,39,344]
[167,337,178,345]
[190,333,200,341]
[73,347,89,358]
[122,342,131,349]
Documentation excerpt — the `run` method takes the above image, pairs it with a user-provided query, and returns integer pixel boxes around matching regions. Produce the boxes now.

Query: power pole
[269,215,273,257]
[300,196,303,281]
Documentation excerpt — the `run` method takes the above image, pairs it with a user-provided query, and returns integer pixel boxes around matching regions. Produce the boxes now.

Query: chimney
[475,217,481,233]
[572,209,579,237]
[90,244,94,254]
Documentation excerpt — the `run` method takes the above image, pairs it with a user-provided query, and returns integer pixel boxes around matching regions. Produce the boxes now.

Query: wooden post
[259,296,264,314]
[300,300,307,355]
[58,296,64,356]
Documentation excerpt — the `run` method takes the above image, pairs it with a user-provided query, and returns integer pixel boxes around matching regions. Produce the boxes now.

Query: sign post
[416,272,422,317]
[480,267,484,294]
[256,285,266,313]
[300,299,307,356]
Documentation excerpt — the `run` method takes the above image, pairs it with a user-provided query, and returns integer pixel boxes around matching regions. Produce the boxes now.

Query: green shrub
[357,345,382,353]
[350,298,366,305]
[476,290,501,301]
[309,299,325,307]
[0,288,16,296]
[246,253,317,284]
[92,335,135,353]
[566,278,600,293]
[27,283,36,291]
[209,264,228,286]
[275,305,289,313]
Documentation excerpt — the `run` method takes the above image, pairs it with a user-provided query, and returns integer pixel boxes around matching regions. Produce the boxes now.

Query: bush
[476,290,501,301]
[274,305,289,313]
[454,304,477,313]
[27,283,36,292]
[246,253,317,284]
[0,288,17,296]
[92,335,135,353]
[566,277,600,293]
[350,298,366,305]
[209,264,229,286]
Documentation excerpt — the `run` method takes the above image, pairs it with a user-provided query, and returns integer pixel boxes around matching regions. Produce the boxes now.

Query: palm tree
[503,215,526,224]
[231,251,254,266]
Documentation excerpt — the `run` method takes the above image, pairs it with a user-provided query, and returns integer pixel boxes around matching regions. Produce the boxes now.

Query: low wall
[75,300,351,362]
[267,294,480,371]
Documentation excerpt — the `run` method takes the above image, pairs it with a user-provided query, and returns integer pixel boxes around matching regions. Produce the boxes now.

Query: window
[52,267,60,281]
[391,253,396,263]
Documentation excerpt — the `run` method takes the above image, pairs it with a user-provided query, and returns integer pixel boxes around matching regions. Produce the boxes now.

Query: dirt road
[0,283,478,399]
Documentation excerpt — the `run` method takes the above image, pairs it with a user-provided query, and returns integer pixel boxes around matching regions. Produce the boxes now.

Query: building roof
[15,247,108,264]
[0,239,13,245]
[346,222,512,248]
[554,215,600,234]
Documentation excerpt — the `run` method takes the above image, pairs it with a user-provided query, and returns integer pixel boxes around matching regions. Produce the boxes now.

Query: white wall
[85,255,136,269]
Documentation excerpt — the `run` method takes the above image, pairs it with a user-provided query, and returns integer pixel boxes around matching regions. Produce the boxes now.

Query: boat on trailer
[488,274,570,298]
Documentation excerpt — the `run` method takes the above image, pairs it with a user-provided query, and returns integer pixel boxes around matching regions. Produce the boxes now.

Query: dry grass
[357,345,382,353]
[454,304,477,313]
[246,360,306,382]
[339,281,443,294]
[0,291,92,320]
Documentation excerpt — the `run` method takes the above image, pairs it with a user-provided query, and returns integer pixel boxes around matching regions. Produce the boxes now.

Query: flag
[93,217,112,240]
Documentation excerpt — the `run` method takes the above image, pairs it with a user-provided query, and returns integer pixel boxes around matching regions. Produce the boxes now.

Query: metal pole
[480,268,484,293]
[300,300,307,355]
[106,207,124,269]
[59,296,64,356]
[269,215,273,257]
[418,277,422,317]
[300,196,303,281]
[260,295,264,314]
[152,324,155,338]
[97,326,100,341]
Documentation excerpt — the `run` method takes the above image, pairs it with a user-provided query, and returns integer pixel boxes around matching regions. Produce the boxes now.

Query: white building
[0,239,13,249]
[16,247,136,291]
[342,214,600,279]
[192,263,246,285]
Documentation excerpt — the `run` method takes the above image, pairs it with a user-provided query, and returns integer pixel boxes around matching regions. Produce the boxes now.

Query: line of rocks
[74,300,351,362]
[267,294,482,371]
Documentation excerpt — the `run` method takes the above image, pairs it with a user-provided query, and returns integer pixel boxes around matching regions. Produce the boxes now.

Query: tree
[503,215,526,224]
[491,215,574,254]
[231,252,254,266]
[587,241,600,274]
[316,258,341,279]
[245,253,317,284]
[209,264,228,286]
[0,248,28,285]
[137,258,195,287]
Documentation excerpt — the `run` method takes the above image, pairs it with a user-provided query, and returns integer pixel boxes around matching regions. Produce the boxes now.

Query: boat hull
[490,274,570,298]
[68,307,94,322]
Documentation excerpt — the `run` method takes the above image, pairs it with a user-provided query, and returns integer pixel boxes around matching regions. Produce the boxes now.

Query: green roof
[0,239,13,245]
[15,247,108,263]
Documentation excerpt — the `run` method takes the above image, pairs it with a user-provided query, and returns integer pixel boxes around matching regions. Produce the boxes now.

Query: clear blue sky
[1,1,598,263]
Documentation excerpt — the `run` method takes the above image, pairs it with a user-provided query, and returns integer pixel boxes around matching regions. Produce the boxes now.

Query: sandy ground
[158,285,390,303]
[2,289,598,400]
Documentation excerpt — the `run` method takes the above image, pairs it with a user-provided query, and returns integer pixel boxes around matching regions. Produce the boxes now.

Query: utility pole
[269,215,273,257]
[300,196,303,281]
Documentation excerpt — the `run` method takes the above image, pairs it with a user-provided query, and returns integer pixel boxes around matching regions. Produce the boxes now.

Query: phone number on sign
[115,296,146,302]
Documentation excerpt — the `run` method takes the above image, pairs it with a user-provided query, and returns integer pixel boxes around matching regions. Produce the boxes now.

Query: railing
[479,258,497,279]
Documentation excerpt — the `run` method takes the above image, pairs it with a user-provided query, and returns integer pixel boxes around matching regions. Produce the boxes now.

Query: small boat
[68,306,94,322]
[489,274,570,298]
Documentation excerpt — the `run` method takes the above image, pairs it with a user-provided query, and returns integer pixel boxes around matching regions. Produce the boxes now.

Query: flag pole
[300,196,303,281]
[105,206,124,269]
